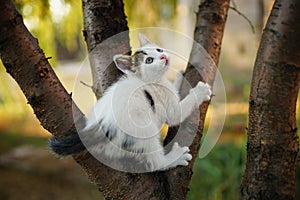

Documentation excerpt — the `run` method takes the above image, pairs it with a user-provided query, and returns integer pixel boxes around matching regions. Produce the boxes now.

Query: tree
[240,0,300,199]
[0,0,229,199]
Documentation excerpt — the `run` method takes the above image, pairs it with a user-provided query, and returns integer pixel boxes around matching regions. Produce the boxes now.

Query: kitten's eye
[145,57,154,64]
[156,48,163,53]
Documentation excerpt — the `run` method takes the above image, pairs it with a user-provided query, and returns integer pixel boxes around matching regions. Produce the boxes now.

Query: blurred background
[0,0,299,199]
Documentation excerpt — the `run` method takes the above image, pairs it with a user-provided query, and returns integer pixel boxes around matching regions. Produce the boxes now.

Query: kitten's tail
[49,124,104,156]
[49,133,85,156]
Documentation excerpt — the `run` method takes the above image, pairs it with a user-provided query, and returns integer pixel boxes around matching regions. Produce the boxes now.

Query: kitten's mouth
[160,55,169,66]
[164,59,169,66]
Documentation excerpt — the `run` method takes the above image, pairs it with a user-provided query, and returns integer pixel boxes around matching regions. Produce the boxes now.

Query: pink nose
[160,55,168,65]
[160,55,167,60]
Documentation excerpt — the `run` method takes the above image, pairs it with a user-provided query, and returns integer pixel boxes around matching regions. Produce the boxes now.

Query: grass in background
[0,132,48,153]
[188,142,246,200]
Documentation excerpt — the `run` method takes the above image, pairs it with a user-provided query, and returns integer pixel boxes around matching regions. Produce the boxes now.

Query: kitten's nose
[160,55,167,60]
[160,54,168,65]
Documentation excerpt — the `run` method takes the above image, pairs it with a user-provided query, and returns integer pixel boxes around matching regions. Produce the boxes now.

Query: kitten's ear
[113,54,133,73]
[138,33,152,46]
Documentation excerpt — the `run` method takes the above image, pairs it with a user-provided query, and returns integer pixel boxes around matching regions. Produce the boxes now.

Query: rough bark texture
[82,0,130,98]
[0,0,229,199]
[240,0,300,199]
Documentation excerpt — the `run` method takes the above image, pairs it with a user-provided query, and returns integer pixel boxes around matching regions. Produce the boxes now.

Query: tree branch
[164,0,230,198]
[229,5,255,34]
[0,0,84,138]
[186,0,229,162]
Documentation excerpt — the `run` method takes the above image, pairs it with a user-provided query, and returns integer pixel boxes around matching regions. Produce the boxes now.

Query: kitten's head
[113,33,170,82]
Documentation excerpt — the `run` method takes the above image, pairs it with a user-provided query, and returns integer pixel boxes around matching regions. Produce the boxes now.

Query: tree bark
[240,0,300,199]
[82,0,130,98]
[0,0,229,199]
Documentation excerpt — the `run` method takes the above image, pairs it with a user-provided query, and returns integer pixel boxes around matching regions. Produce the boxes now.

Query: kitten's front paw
[189,82,212,103]
[171,142,192,167]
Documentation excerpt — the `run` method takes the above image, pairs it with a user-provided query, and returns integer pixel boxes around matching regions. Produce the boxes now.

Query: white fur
[82,34,211,172]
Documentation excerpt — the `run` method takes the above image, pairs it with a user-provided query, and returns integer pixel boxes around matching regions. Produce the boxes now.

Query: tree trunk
[82,0,130,98]
[240,0,300,199]
[164,0,230,199]
[0,0,229,199]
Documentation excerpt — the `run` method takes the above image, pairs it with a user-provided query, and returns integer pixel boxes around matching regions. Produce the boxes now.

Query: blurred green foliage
[13,0,85,66]
[125,0,177,28]
[10,0,189,66]
[189,140,300,200]
[0,0,86,117]
[0,132,48,153]
[188,143,246,200]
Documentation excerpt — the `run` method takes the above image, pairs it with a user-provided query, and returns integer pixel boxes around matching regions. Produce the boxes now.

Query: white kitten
[50,33,211,172]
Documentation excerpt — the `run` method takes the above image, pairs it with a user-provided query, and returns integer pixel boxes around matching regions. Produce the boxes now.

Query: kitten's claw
[185,153,192,161]
[170,142,192,167]
[181,160,189,166]
[173,142,179,148]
